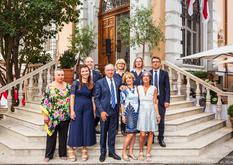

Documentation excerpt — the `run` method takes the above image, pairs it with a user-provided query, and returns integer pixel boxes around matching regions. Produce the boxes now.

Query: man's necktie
[110,79,116,109]
[154,71,158,88]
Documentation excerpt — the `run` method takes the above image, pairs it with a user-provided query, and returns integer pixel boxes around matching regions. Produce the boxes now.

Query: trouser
[100,112,118,155]
[158,104,166,141]
[95,116,100,128]
[45,120,70,159]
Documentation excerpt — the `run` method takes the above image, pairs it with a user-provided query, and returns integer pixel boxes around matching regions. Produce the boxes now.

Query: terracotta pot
[63,69,74,85]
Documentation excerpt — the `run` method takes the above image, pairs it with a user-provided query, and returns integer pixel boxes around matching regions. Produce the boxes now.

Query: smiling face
[80,66,90,80]
[84,57,94,70]
[105,64,114,79]
[125,75,134,86]
[54,70,64,83]
[117,62,125,71]
[142,73,151,84]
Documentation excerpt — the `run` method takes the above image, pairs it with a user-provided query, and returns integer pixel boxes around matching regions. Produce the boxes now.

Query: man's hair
[151,56,161,62]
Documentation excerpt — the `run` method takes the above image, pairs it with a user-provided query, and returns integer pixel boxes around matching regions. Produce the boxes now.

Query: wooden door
[98,16,116,71]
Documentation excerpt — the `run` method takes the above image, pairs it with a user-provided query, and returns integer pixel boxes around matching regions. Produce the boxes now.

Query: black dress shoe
[159,140,166,147]
[109,153,121,160]
[99,154,106,162]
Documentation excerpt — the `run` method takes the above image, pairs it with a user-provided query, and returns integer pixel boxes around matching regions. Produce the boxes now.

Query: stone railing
[163,61,233,124]
[0,61,57,110]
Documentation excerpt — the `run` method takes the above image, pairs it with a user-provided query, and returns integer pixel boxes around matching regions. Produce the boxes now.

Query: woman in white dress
[137,71,160,161]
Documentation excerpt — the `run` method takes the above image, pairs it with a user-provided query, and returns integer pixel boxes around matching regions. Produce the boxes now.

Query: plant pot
[63,69,74,85]
[230,118,233,128]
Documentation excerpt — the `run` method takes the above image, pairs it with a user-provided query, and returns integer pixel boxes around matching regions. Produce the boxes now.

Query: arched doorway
[98,0,130,71]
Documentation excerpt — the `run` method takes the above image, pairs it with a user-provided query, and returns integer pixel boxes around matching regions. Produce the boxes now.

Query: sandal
[68,148,77,162]
[138,152,144,161]
[43,157,50,162]
[60,156,67,160]
[122,153,130,161]
[82,149,88,161]
[128,154,138,160]
[146,153,152,162]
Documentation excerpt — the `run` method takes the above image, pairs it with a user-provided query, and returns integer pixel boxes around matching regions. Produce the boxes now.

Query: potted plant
[227,104,233,127]
[59,50,76,84]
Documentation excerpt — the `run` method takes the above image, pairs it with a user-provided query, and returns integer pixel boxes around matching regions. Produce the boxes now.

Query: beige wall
[57,23,73,56]
[151,0,165,60]
[227,0,233,45]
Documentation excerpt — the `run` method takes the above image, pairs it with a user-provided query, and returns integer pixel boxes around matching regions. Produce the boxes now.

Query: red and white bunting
[200,0,210,23]
[188,0,196,16]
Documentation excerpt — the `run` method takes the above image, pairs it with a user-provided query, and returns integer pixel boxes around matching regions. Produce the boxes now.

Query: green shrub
[190,71,208,79]
[59,50,76,69]
[227,104,233,117]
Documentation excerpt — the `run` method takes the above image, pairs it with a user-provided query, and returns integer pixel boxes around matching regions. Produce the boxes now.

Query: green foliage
[190,71,208,79]
[118,7,164,60]
[0,0,81,85]
[59,50,76,69]
[27,52,52,64]
[227,105,233,117]
[70,26,96,63]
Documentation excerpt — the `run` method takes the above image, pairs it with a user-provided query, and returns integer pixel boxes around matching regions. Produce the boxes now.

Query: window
[181,0,201,65]
[102,0,130,13]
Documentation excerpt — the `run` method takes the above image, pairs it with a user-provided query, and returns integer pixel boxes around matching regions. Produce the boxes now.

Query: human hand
[120,85,127,91]
[101,112,108,121]
[122,115,126,124]
[164,102,170,109]
[156,115,161,124]
[44,114,49,124]
[70,110,76,120]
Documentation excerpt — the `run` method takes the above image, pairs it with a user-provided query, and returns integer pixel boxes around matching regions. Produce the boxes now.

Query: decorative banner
[200,0,210,23]
[188,0,196,16]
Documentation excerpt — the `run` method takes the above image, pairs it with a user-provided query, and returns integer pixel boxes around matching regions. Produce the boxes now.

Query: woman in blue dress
[68,65,96,161]
[131,57,145,86]
[120,72,139,161]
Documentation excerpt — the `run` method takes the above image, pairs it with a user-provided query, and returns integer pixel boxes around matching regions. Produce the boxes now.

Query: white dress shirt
[106,77,117,104]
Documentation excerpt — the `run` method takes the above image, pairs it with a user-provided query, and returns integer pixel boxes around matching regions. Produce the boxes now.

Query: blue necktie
[154,71,158,88]
[110,79,116,109]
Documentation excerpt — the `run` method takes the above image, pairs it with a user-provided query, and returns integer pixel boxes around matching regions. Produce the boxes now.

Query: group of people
[40,56,170,162]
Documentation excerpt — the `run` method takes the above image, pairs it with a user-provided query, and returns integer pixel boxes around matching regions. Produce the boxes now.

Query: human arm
[154,88,160,124]
[164,71,170,108]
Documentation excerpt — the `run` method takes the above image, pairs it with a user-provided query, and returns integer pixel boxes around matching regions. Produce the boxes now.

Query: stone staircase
[0,90,232,164]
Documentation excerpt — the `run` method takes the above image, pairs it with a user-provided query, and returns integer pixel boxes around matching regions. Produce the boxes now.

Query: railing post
[226,95,233,127]
[168,67,173,91]
[177,72,182,95]
[18,82,23,107]
[38,71,43,96]
[205,88,211,112]
[47,68,52,85]
[7,88,13,111]
[196,82,200,106]
[216,95,222,120]
[186,77,190,101]
[26,77,33,102]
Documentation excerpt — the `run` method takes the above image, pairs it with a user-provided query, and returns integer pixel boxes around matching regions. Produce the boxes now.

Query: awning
[179,45,233,60]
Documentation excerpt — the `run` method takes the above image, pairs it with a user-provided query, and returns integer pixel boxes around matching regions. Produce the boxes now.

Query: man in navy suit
[94,64,121,162]
[84,57,102,133]
[150,56,170,147]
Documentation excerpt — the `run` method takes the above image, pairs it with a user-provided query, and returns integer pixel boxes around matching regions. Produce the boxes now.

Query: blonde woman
[131,57,144,86]
[114,58,127,135]
[120,72,139,161]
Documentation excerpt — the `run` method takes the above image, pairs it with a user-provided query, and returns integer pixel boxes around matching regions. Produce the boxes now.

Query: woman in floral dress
[41,69,71,162]
[120,72,139,161]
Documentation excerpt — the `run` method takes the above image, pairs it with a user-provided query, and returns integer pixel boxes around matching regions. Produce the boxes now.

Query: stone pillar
[165,0,183,66]
[78,0,88,28]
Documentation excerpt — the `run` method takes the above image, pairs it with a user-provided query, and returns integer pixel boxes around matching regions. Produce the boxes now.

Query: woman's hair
[122,72,135,84]
[115,58,126,72]
[133,56,144,69]
[78,64,93,90]
[141,71,152,85]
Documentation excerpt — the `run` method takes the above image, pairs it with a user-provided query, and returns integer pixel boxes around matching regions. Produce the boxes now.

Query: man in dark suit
[94,64,121,162]
[84,57,102,133]
[150,56,170,147]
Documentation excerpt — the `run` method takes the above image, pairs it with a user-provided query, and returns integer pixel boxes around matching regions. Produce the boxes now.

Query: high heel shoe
[128,154,138,160]
[138,152,144,161]
[68,148,76,162]
[82,149,88,161]
[146,153,152,162]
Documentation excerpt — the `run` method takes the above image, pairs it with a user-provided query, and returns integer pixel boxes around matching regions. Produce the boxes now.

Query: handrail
[163,61,233,96]
[0,60,56,93]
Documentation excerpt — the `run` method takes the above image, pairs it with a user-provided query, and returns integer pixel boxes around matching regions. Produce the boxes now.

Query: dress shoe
[159,140,166,147]
[109,153,121,160]
[99,154,106,162]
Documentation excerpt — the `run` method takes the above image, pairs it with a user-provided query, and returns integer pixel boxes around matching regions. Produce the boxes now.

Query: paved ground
[219,151,233,164]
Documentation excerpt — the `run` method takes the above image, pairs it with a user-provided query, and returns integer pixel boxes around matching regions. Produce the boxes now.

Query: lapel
[159,69,163,88]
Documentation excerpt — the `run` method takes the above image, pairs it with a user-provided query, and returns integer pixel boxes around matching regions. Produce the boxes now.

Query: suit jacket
[92,70,102,83]
[150,69,170,106]
[94,77,121,117]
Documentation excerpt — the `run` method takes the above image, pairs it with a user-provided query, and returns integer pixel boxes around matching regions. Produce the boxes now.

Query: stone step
[164,120,225,143]
[0,127,231,157]
[15,106,41,114]
[3,111,44,130]
[165,112,215,131]
[167,101,193,110]
[0,119,46,143]
[170,95,186,102]
[166,106,203,120]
